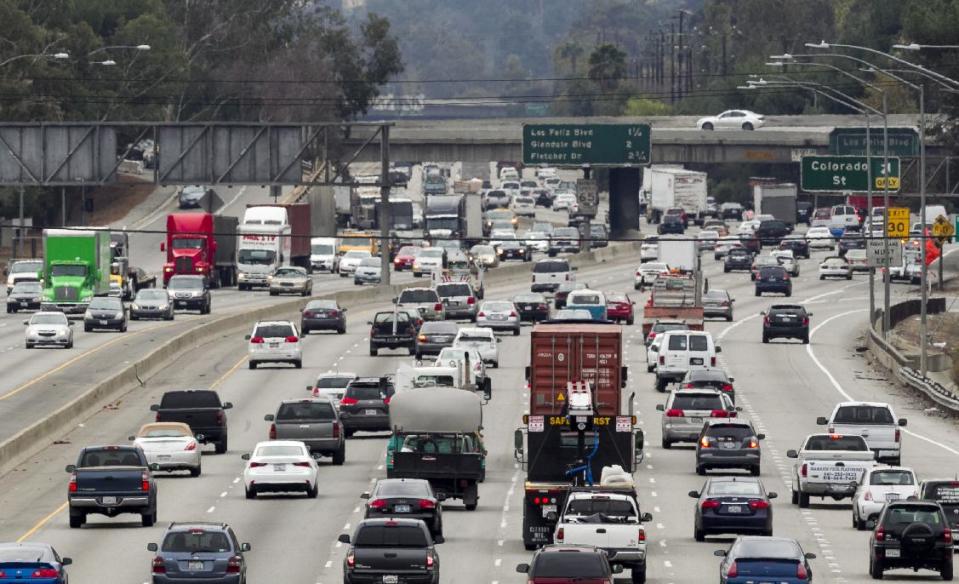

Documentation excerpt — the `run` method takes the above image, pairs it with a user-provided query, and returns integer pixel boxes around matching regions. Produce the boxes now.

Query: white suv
[246,320,303,369]
[453,327,500,368]
[531,258,573,293]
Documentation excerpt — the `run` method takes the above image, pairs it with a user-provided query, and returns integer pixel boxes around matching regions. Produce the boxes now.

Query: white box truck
[656,236,698,272]
[648,167,708,225]
[753,183,798,226]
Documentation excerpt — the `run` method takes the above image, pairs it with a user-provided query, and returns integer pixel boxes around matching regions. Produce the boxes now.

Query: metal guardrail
[899,366,959,411]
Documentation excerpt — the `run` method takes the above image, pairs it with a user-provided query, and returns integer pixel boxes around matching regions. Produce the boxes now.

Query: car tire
[370,347,378,356]
[190,465,201,477]
[847,275,853,280]
[655,377,668,392]
[270,290,278,296]
[870,555,884,579]
[69,510,85,528]
[294,360,302,369]
[249,361,257,370]
[627,317,634,325]
[332,445,346,466]
[750,465,760,476]
[141,511,156,527]
[646,364,654,373]
[694,527,705,542]
[337,327,346,335]
[661,438,671,449]
[131,314,138,320]
[84,324,92,332]
[631,565,646,584]
[634,283,641,290]
[215,438,228,454]
[723,267,730,273]
[702,122,714,131]
[245,486,257,499]
[726,314,733,322]
[307,483,318,498]
[344,428,355,438]
[791,489,799,505]
[742,122,754,131]
[120,324,127,333]
[798,492,810,508]
[415,352,422,360]
[65,340,73,349]
[942,558,953,581]
[802,334,810,344]
[755,290,760,297]
[855,511,866,531]
[785,290,792,297]
[695,465,706,476]
[513,327,520,336]
[24,342,32,349]
[820,275,825,280]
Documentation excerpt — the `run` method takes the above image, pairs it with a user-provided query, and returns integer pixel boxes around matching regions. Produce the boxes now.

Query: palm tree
[588,43,627,91]
[555,41,585,74]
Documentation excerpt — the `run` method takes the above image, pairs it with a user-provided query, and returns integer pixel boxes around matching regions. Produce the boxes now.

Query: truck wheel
[332,445,346,466]
[249,361,257,370]
[626,316,634,325]
[370,347,378,357]
[69,510,85,528]
[141,510,156,527]
[750,465,760,476]
[215,438,228,454]
[24,342,32,349]
[696,465,706,476]
[631,565,646,584]
[294,360,302,369]
[655,377,668,392]
[661,438,671,449]
[798,492,810,508]
[464,483,479,511]
[513,327,520,336]
[791,489,799,504]
[942,558,953,581]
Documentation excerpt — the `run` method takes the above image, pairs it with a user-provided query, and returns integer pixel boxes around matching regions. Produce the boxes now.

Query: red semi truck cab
[162,213,238,287]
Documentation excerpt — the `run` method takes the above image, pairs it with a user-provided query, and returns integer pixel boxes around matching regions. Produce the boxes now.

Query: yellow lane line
[17,502,67,542]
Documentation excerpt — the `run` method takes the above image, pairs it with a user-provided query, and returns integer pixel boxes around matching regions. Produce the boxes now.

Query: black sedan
[512,292,550,322]
[723,249,753,273]
[415,321,460,359]
[658,215,685,235]
[779,236,810,259]
[363,478,444,537]
[762,304,810,344]
[302,299,347,334]
[130,288,174,320]
[838,234,866,257]
[497,241,532,262]
[83,296,128,332]
[6,281,42,313]
[690,477,776,541]
[554,282,587,310]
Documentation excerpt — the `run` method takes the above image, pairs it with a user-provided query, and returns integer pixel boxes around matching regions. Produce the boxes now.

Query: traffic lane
[3,253,645,582]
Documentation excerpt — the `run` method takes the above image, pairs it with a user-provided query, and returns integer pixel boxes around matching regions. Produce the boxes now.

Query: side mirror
[241,543,252,552]
[150,463,160,471]
[655,404,665,412]
[222,402,233,410]
[805,552,817,560]
[816,417,828,425]
[768,492,778,499]
[22,320,28,326]
[729,377,735,382]
[807,312,814,317]
[759,311,766,316]
[634,429,645,452]
[306,385,313,392]
[496,337,502,343]
[244,335,251,340]
[514,428,524,453]
[436,493,447,502]
[147,543,158,552]
[392,297,398,304]
[195,434,205,441]
[241,453,251,460]
[338,534,351,544]
[128,435,136,441]
[713,550,727,557]
[715,345,722,353]
[433,535,445,544]
[367,321,373,325]
[688,490,700,498]
[264,414,275,421]
[572,267,579,271]
[516,564,530,574]
[611,564,624,575]
[898,418,907,427]
[545,511,558,522]
[65,464,77,473]
[641,512,653,522]
[68,321,74,326]
[786,449,799,459]
[361,492,371,499]
[757,433,766,440]
[61,557,72,566]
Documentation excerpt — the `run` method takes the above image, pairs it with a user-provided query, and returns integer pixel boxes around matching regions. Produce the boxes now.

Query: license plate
[725,505,743,513]
[689,417,703,424]
[541,504,557,517]
[189,561,204,571]
[19,301,27,306]
[273,464,286,472]
[690,357,704,365]
[394,504,411,513]
[157,454,172,460]
[490,315,506,320]
[886,493,900,502]
[270,342,279,348]
[365,409,378,415]
[101,496,118,505]
[100,320,109,325]
[383,576,398,584]
[886,549,901,558]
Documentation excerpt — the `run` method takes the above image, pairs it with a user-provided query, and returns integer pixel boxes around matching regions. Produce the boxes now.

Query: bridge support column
[609,168,641,240]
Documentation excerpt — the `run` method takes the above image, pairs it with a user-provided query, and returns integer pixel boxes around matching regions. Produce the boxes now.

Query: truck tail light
[726,560,738,578]
[747,439,759,449]
[467,296,475,305]
[332,423,340,439]
[800,463,808,477]
[701,499,720,510]
[683,383,695,389]
[434,303,443,311]
[748,499,770,510]
[285,336,298,343]
[659,355,665,365]
[141,472,150,492]
[250,336,264,344]
[665,409,684,417]
[68,473,78,493]
[556,527,564,541]
[710,409,730,418]
[346,552,355,568]
[803,317,810,326]
[184,441,197,451]
[152,557,166,574]
[269,423,276,440]
[226,556,242,573]
[418,498,436,510]
[945,529,953,544]
[895,428,901,442]
[426,553,435,569]
[369,498,387,510]
[340,397,358,406]
[216,411,226,425]
[156,413,161,422]
[796,562,808,580]
[384,395,392,405]
[763,316,770,326]
[864,490,873,501]
[710,356,716,367]
[638,527,646,542]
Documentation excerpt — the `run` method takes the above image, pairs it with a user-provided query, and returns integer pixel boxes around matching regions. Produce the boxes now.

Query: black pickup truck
[339,518,442,584]
[150,390,232,453]
[66,445,158,528]
[369,310,417,356]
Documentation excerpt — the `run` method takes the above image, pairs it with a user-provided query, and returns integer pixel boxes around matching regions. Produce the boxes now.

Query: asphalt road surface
[0,223,952,584]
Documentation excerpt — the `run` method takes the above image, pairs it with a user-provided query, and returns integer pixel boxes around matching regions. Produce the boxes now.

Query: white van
[243,206,288,225]
[654,330,720,391]
[830,205,859,229]
[531,258,574,293]
[310,237,339,273]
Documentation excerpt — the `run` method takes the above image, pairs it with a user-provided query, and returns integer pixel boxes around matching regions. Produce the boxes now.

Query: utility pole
[677,11,685,99]
[16,186,24,258]
[670,23,676,103]
[379,125,392,286]
[61,187,67,226]
[581,166,592,253]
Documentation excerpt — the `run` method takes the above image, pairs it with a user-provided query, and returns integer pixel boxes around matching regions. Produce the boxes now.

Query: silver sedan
[476,300,521,336]
[269,266,313,296]
[24,311,74,349]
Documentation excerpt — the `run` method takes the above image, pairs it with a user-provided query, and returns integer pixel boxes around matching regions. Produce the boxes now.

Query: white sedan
[819,257,853,280]
[132,422,201,476]
[524,231,550,253]
[852,466,919,530]
[553,193,578,212]
[771,250,799,277]
[713,236,743,260]
[243,440,319,499]
[640,242,658,261]
[338,250,372,276]
[805,226,836,250]
[696,110,765,131]
[453,327,500,367]
[24,311,74,349]
[635,261,670,290]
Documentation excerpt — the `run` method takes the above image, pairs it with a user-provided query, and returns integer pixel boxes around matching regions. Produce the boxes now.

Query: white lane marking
[353,506,361,513]
[206,506,215,513]
[494,558,502,567]
[233,477,240,484]
[650,491,657,497]
[219,491,227,498]
[343,523,350,530]
[216,186,248,215]
[324,560,332,568]
[806,309,959,456]
[663,560,673,568]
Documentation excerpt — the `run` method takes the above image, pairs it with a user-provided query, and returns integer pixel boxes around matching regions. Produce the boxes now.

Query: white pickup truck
[552,490,653,584]
[787,433,876,508]
[817,401,907,465]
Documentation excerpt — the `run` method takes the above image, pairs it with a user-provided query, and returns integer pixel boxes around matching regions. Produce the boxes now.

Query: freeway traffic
[0,204,953,583]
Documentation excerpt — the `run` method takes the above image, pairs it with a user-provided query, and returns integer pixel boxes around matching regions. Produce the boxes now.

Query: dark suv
[762,304,810,344]
[869,501,953,580]
[369,310,417,356]
[658,215,685,235]
[724,248,753,273]
[339,377,394,437]
[148,522,251,584]
[340,518,441,584]
[755,220,789,246]
[754,266,792,297]
[779,236,810,259]
[517,545,622,583]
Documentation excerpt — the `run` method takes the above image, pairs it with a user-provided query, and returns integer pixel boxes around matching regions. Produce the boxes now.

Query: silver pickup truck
[788,433,875,508]
[264,398,345,465]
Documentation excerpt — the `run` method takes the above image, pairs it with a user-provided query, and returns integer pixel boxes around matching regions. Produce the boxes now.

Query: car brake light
[332,423,340,439]
[249,462,267,468]
[32,567,59,578]
[184,441,197,451]
[638,527,646,542]
[216,410,226,425]
[803,317,809,326]
[346,552,355,568]
[417,334,427,342]
[418,498,435,510]
[286,335,298,343]
[329,310,339,317]
[226,556,242,574]
[369,498,388,510]
[895,428,901,442]
[467,297,475,305]
[876,526,885,541]
[477,312,485,318]
[510,311,518,317]
[556,527,564,541]
[945,529,953,544]
[726,560,738,578]
[722,383,733,392]
[68,473,77,493]
[293,462,311,467]
[141,472,150,491]
[434,303,443,311]
[747,439,759,449]
[796,562,808,579]
[659,355,665,365]
[340,397,358,406]
[748,499,770,510]
[683,383,695,389]
[701,499,720,510]
[710,356,716,367]
[700,437,711,448]
[250,336,264,344]
[426,554,435,569]
[384,395,392,405]
[800,463,808,477]
[538,303,547,310]
[665,409,684,417]
[152,557,166,574]
[710,409,730,418]
[269,424,276,440]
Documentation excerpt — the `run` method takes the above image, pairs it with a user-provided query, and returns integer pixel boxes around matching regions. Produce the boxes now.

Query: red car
[392,246,421,271]
[605,291,635,325]
[517,545,622,584]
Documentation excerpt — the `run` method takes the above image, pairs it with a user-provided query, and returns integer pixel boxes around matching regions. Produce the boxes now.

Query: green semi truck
[41,229,112,314]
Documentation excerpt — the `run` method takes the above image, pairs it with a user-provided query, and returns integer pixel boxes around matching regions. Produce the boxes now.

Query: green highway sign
[800,155,901,192]
[522,124,651,166]
[829,127,919,157]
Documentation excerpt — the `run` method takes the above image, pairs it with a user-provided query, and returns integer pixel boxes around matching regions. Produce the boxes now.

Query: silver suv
[434,281,477,321]
[397,288,445,321]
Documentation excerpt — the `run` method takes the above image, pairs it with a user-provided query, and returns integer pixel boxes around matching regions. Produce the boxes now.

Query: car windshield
[569,294,601,305]
[671,394,723,410]
[316,376,353,389]
[11,261,42,274]
[805,435,867,450]
[162,531,232,553]
[237,249,276,264]
[420,249,444,258]
[422,322,458,333]
[399,290,437,303]
[136,289,168,301]
[833,405,895,424]
[30,314,67,325]
[457,334,493,344]
[709,481,762,496]
[169,277,204,289]
[79,448,140,467]
[306,300,337,310]
[88,297,122,310]
[653,323,686,334]
[354,525,428,548]
[471,246,493,255]
[344,251,371,259]
[254,324,295,338]
[376,481,431,497]
[706,425,753,439]
[565,498,636,517]
[824,259,848,267]
[532,553,607,578]
[255,445,305,457]
[704,290,728,301]
[140,426,190,438]
[12,282,41,293]
[172,238,205,249]
[345,237,371,247]
[733,539,800,559]
[514,294,544,303]
[277,401,336,421]
[311,244,334,255]
[274,268,304,277]
[885,505,944,526]
[481,302,513,312]
[871,470,915,486]
[533,261,570,273]
[554,228,578,238]
[359,258,380,267]
[760,267,786,277]
[50,265,87,277]
[436,284,471,297]
[159,391,220,408]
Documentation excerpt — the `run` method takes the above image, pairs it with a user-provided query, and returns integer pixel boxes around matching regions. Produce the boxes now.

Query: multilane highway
[0,220,951,583]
